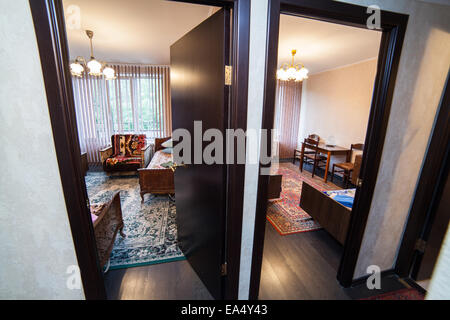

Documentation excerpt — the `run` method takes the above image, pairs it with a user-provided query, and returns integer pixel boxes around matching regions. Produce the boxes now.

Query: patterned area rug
[362,288,425,300]
[267,163,340,235]
[85,172,185,270]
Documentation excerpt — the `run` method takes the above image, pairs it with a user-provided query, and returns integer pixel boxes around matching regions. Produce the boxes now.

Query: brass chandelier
[277,49,309,82]
[70,30,116,80]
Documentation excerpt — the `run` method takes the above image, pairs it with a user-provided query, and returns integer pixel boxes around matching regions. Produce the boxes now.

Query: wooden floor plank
[259,223,350,300]
[104,259,213,300]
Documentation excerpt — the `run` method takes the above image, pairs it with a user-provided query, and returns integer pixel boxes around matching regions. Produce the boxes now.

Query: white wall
[298,58,378,169]
[0,0,84,299]
[238,0,269,300]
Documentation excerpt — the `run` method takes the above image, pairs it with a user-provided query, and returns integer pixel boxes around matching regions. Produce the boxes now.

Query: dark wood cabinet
[267,174,282,200]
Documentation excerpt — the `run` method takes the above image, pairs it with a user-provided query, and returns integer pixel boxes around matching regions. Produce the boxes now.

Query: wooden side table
[80,152,88,176]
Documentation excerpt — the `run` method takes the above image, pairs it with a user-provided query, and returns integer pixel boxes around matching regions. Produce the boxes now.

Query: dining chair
[331,143,364,188]
[293,134,320,164]
[301,138,328,177]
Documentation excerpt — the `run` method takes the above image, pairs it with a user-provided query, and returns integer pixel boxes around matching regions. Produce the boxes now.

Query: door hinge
[225,65,232,86]
[221,262,228,276]
[415,238,427,253]
[356,178,363,188]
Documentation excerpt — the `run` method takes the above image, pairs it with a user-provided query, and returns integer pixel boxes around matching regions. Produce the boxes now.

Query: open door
[170,8,230,300]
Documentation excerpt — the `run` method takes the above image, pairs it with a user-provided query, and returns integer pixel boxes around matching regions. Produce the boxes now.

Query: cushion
[105,155,141,168]
[162,147,173,154]
[323,189,356,209]
[90,203,106,223]
[111,134,146,156]
[161,138,173,148]
[146,150,173,169]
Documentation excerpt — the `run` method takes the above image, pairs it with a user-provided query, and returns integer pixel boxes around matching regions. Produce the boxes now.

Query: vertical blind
[273,80,302,159]
[72,64,172,163]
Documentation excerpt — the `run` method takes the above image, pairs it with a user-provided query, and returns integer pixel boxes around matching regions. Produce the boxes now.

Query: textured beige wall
[239,0,269,300]
[336,0,450,279]
[298,59,378,168]
[0,0,85,299]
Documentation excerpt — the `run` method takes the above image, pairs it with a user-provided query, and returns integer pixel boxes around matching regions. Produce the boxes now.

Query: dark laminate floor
[259,216,411,300]
[102,161,409,300]
[259,222,350,300]
[104,259,213,300]
[259,161,411,300]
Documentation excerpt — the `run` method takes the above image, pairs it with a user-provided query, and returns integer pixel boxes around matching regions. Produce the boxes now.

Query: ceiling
[63,0,382,72]
[278,14,382,75]
[63,0,217,65]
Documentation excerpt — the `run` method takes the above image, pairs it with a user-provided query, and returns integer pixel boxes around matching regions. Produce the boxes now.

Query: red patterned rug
[362,288,425,300]
[267,164,339,235]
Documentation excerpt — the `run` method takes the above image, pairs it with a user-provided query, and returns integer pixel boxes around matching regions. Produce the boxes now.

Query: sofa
[99,134,152,173]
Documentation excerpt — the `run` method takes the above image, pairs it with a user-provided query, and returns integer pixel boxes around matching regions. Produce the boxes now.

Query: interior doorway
[249,0,408,299]
[29,0,250,300]
[259,13,382,299]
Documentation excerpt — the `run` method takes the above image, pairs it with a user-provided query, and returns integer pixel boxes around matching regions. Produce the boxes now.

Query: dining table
[299,142,351,183]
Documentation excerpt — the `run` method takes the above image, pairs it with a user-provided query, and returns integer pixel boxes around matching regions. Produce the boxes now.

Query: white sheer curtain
[72,64,171,163]
[72,75,112,163]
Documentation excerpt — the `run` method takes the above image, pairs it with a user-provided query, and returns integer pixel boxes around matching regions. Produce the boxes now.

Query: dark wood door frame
[249,0,409,299]
[29,0,250,300]
[395,71,450,279]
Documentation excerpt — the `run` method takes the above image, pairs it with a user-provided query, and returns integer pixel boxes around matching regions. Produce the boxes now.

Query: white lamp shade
[287,67,297,79]
[70,62,84,77]
[103,67,116,80]
[299,67,309,78]
[87,59,102,76]
[277,69,286,80]
[294,73,304,82]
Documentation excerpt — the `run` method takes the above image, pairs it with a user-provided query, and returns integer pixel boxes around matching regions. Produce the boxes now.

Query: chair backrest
[350,143,364,164]
[351,154,363,185]
[111,134,146,156]
[308,134,320,141]
[351,143,364,151]
[304,138,319,154]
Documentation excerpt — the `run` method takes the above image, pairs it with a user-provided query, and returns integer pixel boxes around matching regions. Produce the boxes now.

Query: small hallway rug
[267,163,340,235]
[362,288,425,300]
[85,171,185,270]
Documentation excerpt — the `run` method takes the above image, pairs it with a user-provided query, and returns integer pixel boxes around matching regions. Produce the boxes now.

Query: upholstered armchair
[100,134,152,173]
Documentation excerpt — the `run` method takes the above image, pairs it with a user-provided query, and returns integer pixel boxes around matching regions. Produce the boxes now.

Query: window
[72,64,171,162]
[106,67,169,138]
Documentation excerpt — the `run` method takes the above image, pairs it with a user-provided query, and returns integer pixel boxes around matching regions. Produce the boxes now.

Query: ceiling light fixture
[277,49,309,82]
[70,30,116,80]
